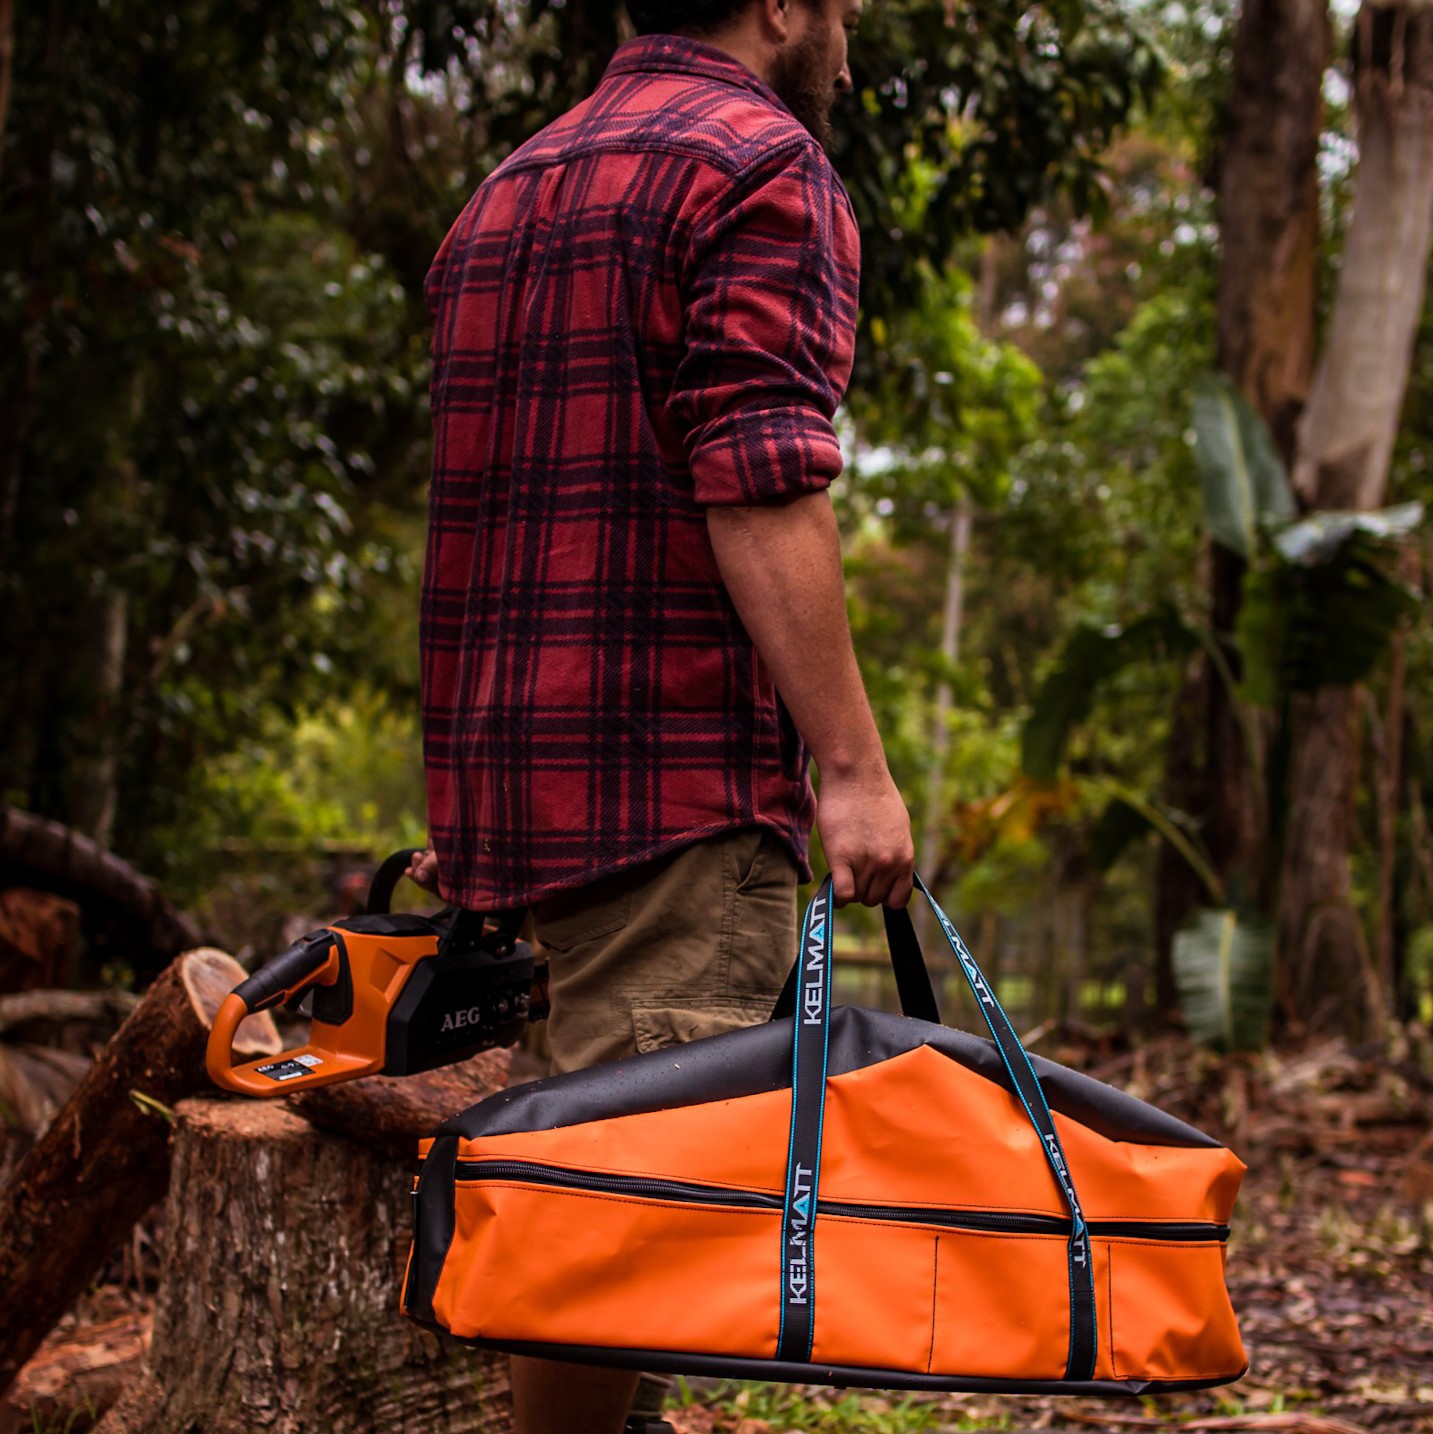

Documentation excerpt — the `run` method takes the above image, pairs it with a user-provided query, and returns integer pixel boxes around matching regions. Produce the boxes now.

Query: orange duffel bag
[401,874,1247,1395]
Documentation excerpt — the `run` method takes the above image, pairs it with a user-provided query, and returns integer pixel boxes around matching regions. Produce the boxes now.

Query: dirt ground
[6,1028,1431,1434]
[665,1031,1433,1434]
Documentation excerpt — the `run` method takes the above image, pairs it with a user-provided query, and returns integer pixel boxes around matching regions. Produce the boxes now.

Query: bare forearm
[705,491,884,780]
[707,490,913,906]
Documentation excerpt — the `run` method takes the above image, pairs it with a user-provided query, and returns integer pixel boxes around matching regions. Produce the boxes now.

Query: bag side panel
[820,1045,1244,1224]
[805,1218,937,1374]
[925,1231,1073,1381]
[1105,1240,1247,1381]
[455,1085,792,1197]
[431,1181,782,1359]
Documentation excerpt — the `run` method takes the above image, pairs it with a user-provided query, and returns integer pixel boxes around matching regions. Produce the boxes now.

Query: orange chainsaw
[206,848,537,1096]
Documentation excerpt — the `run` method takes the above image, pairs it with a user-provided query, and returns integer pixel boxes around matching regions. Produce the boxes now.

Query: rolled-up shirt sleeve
[667,141,861,506]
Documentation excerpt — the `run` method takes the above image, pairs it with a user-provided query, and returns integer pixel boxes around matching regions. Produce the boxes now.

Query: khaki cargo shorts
[526,826,799,1076]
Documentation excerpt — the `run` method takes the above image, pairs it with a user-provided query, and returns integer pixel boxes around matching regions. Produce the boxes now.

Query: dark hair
[624,0,754,37]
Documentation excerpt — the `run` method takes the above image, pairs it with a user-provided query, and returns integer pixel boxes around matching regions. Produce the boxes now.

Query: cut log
[0,887,79,992]
[290,1045,512,1159]
[0,806,203,960]
[0,1041,91,1133]
[0,987,140,1037]
[0,1309,150,1434]
[94,1099,513,1434]
[0,948,278,1395]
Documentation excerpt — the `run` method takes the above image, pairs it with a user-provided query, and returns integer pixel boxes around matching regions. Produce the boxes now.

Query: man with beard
[416,0,911,1429]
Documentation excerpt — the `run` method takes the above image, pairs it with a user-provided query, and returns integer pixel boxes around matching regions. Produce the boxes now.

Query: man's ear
[755,0,793,43]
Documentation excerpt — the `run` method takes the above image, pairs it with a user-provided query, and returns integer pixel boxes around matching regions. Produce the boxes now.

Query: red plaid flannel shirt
[420,33,861,909]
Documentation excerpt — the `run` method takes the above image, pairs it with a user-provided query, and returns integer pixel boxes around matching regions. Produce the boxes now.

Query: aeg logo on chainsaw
[441,1006,485,1033]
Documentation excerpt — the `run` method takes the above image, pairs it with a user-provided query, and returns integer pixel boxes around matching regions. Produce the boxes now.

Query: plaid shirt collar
[602,33,795,118]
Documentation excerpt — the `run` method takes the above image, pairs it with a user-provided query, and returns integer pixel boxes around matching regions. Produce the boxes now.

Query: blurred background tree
[2,0,1430,1042]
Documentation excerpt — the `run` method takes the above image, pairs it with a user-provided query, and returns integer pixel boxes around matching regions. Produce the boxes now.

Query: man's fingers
[887,870,914,909]
[829,859,857,908]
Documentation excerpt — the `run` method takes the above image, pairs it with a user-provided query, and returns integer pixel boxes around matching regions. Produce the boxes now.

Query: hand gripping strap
[775,878,833,1363]
[915,874,1097,1381]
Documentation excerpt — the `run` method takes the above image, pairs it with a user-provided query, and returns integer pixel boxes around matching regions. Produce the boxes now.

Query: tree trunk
[916,498,972,957]
[1216,0,1328,465]
[1280,0,1433,1034]
[70,589,129,849]
[1158,0,1328,997]
[1277,686,1370,1034]
[1293,5,1433,507]
[93,1099,513,1434]
[0,0,12,174]
[0,804,204,958]
[1374,614,1408,1016]
[0,949,278,1395]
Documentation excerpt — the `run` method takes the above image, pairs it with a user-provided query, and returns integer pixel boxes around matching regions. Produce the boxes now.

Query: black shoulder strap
[915,873,1097,1381]
[775,878,833,1363]
[770,897,938,1025]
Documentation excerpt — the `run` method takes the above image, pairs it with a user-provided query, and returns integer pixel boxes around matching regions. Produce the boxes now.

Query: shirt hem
[437,817,814,912]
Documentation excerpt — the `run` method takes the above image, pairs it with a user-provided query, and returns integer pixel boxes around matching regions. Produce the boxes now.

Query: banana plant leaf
[1172,906,1274,1053]
[1020,605,1197,782]
[1273,501,1424,564]
[1238,529,1422,707]
[1192,373,1295,561]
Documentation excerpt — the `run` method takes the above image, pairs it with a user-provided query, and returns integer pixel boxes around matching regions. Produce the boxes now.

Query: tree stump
[95,1099,512,1434]
[0,948,279,1393]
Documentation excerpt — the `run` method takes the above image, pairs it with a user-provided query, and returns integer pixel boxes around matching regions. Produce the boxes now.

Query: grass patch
[675,1380,1013,1432]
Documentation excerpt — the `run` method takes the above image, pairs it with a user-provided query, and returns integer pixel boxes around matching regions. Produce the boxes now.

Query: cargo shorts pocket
[631,996,777,1055]
[531,876,633,954]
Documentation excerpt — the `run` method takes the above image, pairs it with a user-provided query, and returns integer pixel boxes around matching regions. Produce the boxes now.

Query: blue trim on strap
[913,873,1098,1381]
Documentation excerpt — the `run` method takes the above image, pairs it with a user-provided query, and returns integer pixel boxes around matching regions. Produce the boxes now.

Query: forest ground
[8,1029,1431,1434]
[669,1031,1433,1434]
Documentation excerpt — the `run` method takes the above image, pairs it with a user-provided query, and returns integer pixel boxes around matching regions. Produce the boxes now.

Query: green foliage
[1172,906,1275,1053]
[1238,523,1424,709]
[154,685,427,905]
[677,1379,999,1433]
[840,0,1164,379]
[1193,373,1296,561]
[1021,607,1196,781]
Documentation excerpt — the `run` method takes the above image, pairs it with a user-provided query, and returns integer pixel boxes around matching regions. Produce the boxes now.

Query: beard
[768,22,837,152]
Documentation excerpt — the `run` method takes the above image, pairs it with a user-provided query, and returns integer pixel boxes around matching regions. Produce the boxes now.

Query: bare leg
[510,1354,640,1434]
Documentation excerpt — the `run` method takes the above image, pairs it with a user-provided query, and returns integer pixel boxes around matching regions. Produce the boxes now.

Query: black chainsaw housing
[382,937,534,1076]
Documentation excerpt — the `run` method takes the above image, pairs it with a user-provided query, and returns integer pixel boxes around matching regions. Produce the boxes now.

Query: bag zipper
[452,1159,1228,1243]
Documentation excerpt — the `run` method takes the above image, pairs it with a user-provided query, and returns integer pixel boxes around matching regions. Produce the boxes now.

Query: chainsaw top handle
[366,846,425,917]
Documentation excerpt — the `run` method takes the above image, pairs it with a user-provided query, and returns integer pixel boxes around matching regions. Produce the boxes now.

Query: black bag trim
[440,999,1219,1157]
[407,1133,459,1324]
[775,879,832,1362]
[450,1158,1231,1243]
[402,1325,1249,1396]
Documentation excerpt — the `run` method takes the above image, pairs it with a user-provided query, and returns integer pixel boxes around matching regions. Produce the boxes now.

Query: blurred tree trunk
[1156,0,1327,1000]
[1279,0,1433,1037]
[71,372,144,847]
[0,0,13,172]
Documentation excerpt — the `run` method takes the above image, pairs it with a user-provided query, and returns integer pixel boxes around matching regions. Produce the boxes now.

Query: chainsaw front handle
[205,930,363,1096]
[233,929,340,1013]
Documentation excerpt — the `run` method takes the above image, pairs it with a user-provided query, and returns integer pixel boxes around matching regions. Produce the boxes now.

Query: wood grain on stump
[291,1045,512,1159]
[94,1098,512,1434]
